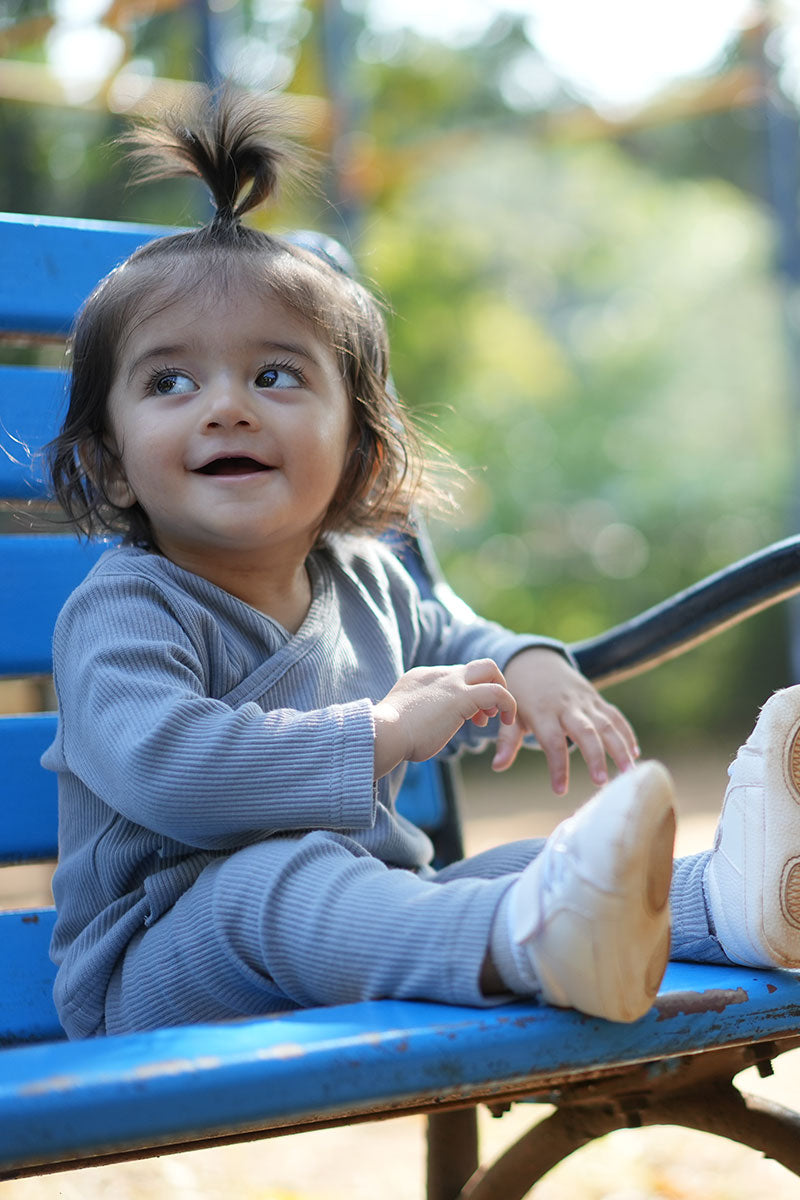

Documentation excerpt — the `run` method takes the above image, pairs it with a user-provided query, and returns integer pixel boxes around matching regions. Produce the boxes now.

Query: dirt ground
[5,742,800,1199]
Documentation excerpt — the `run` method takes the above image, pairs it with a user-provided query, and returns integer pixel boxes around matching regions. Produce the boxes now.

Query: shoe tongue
[509,837,571,944]
[727,744,761,783]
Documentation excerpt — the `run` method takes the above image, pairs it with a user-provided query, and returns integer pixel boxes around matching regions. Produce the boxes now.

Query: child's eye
[146,369,197,396]
[256,363,303,390]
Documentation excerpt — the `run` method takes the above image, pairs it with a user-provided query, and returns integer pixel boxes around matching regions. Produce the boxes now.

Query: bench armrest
[572,534,800,686]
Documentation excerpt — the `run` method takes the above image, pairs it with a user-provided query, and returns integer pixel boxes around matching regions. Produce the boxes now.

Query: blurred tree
[1,0,793,738]
[362,130,790,738]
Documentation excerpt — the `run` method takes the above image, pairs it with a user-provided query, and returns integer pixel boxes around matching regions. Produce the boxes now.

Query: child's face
[105,286,354,578]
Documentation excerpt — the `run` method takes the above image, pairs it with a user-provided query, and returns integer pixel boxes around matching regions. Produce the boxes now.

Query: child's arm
[493,646,638,794]
[386,558,637,795]
[372,658,517,778]
[372,649,637,796]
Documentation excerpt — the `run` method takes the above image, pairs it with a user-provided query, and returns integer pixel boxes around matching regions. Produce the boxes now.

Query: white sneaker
[510,761,676,1023]
[705,685,800,968]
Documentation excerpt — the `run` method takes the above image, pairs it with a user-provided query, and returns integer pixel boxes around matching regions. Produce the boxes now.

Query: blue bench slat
[0,213,169,337]
[0,714,58,862]
[395,760,446,830]
[0,216,345,341]
[0,960,797,1175]
[0,367,67,497]
[0,910,61,1046]
[0,536,107,676]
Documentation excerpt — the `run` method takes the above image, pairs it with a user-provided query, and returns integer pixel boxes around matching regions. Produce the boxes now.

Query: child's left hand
[493,647,639,795]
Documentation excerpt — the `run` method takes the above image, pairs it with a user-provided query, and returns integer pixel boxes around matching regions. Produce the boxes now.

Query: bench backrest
[0,211,458,1045]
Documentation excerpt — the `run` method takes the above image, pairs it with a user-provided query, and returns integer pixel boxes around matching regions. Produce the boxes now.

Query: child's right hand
[373,660,517,779]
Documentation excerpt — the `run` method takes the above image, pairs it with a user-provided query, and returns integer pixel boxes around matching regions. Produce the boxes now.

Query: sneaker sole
[782,857,800,929]
[640,805,677,1008]
[588,762,675,1019]
[789,723,800,795]
[646,806,676,915]
[629,770,675,1014]
[644,922,672,1000]
[782,725,800,930]
[719,692,800,965]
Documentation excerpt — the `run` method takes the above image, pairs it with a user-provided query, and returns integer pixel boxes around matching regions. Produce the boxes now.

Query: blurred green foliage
[365,132,793,738]
[2,1,795,741]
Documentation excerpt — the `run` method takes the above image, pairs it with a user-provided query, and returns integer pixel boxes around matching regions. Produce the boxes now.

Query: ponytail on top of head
[118,86,310,238]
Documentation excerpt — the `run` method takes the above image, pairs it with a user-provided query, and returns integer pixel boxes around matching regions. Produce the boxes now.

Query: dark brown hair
[47,88,450,547]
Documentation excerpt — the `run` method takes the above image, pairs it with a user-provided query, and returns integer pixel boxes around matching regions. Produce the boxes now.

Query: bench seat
[1,960,799,1180]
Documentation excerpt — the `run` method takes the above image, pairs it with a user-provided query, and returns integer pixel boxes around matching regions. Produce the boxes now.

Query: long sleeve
[46,558,377,849]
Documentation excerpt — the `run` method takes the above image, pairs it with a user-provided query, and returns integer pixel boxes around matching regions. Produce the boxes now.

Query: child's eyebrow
[259,340,322,368]
[125,345,186,384]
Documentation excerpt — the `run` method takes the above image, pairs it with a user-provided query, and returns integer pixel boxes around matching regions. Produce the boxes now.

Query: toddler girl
[43,90,800,1038]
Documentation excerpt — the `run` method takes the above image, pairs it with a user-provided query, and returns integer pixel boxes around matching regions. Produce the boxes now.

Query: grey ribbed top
[44,533,565,1036]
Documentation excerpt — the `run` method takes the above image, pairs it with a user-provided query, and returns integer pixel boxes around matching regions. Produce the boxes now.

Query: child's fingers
[561,714,609,788]
[607,707,640,767]
[532,714,572,795]
[462,661,517,726]
[467,685,516,725]
[463,658,507,687]
[491,719,525,772]
[582,704,639,774]
[561,706,638,787]
[602,722,639,773]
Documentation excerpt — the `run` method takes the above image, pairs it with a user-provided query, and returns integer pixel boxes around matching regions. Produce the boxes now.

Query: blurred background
[3,0,800,752]
[8,7,800,1197]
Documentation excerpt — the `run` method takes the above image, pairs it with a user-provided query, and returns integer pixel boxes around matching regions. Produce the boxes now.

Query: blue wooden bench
[4,210,800,1198]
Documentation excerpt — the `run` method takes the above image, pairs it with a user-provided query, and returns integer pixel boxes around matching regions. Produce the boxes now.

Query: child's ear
[105,468,137,510]
[80,441,137,510]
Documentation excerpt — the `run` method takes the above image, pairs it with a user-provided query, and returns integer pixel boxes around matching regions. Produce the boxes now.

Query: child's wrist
[372,701,407,779]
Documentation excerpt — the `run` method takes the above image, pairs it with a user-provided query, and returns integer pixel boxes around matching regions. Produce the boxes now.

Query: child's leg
[431,839,546,882]
[669,850,729,964]
[442,814,735,971]
[698,685,800,968]
[104,830,518,1033]
[104,764,677,1034]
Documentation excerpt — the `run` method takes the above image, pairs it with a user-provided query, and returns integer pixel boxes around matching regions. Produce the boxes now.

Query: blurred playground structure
[3,1,800,736]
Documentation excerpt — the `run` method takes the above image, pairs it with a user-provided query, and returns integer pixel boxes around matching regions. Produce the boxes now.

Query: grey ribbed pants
[103,833,720,1034]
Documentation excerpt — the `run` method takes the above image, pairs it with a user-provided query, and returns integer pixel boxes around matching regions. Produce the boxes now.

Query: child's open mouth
[196,457,272,476]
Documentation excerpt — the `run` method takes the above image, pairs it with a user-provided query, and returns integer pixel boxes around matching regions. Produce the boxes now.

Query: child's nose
[203,382,261,429]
